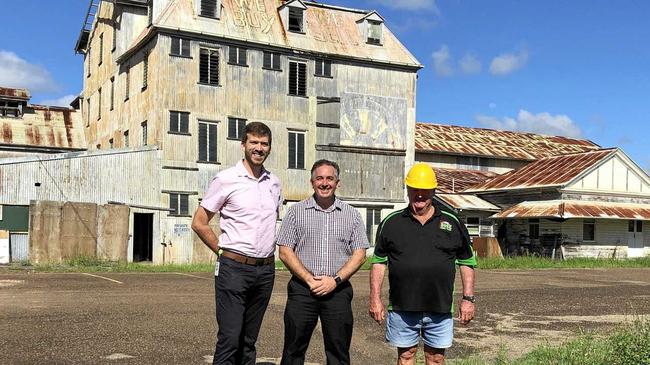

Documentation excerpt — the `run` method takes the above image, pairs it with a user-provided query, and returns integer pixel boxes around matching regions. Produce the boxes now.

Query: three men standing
[369,163,477,365]
[192,122,282,365]
[276,159,369,365]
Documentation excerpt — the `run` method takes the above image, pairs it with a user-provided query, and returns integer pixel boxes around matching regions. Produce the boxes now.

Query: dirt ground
[1,268,649,364]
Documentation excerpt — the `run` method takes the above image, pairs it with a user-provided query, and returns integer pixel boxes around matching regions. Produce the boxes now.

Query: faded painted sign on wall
[229,0,275,34]
[340,92,407,150]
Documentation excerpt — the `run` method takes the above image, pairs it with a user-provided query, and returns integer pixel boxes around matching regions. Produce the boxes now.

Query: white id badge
[214,260,220,277]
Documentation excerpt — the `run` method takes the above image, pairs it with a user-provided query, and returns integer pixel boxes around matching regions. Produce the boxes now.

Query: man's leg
[213,258,253,365]
[237,263,275,365]
[320,282,353,365]
[423,346,445,365]
[397,347,418,365]
[281,277,319,365]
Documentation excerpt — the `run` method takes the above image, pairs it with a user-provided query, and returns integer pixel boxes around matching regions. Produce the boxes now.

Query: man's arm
[458,265,475,325]
[278,245,318,289]
[312,248,367,297]
[191,207,219,254]
[368,263,387,324]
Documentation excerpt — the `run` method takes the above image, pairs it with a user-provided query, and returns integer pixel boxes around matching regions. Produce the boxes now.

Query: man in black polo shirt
[369,163,476,365]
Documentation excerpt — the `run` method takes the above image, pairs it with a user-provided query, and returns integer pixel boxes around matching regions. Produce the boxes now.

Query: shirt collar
[402,205,441,222]
[235,160,270,181]
[305,195,342,212]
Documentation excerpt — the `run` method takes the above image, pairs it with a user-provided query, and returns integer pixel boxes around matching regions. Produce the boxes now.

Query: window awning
[491,200,650,220]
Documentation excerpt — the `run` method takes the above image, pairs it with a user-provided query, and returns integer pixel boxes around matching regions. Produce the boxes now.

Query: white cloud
[0,50,59,92]
[476,109,583,138]
[489,49,529,76]
[432,45,454,77]
[37,94,76,108]
[459,53,482,74]
[374,0,439,12]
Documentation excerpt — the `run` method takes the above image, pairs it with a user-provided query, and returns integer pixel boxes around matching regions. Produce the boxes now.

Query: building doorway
[627,220,644,258]
[133,213,153,262]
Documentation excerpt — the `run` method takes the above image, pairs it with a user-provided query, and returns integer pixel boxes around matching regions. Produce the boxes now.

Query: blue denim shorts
[386,311,453,349]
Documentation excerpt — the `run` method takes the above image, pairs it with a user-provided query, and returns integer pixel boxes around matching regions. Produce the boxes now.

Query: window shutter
[289,62,297,95]
[200,49,209,83]
[298,63,307,96]
[210,50,219,84]
[180,112,189,133]
[297,133,305,169]
[198,123,207,161]
[208,123,218,161]
[201,0,217,18]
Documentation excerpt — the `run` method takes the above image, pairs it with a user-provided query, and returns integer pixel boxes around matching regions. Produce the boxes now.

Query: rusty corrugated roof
[437,193,501,212]
[0,87,31,101]
[119,0,421,68]
[1,105,86,149]
[466,149,617,192]
[415,123,600,160]
[433,167,497,193]
[492,200,650,220]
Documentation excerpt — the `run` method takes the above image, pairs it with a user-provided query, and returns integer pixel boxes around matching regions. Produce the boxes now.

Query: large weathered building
[59,0,422,263]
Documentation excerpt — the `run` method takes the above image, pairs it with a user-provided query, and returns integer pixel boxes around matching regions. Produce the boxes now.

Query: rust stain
[0,87,30,100]
[33,128,42,145]
[433,168,497,193]
[493,200,650,220]
[2,123,12,143]
[44,109,52,122]
[63,109,74,147]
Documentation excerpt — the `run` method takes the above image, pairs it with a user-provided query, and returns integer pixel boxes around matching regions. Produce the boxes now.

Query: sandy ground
[1,268,648,364]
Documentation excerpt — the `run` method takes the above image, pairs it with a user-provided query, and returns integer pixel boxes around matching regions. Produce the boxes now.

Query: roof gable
[356,11,384,23]
[566,150,650,195]
[278,0,307,10]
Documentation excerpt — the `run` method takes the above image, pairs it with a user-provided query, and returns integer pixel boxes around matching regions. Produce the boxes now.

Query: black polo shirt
[372,207,476,313]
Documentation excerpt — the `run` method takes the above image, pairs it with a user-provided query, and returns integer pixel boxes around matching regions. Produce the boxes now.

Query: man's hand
[311,276,337,296]
[458,299,475,325]
[368,297,386,324]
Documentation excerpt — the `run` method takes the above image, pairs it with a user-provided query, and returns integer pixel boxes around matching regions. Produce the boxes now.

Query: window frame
[199,47,220,86]
[582,219,595,242]
[98,33,104,66]
[169,110,191,135]
[288,60,307,97]
[528,218,540,240]
[198,120,219,163]
[228,46,248,66]
[124,66,130,101]
[227,117,247,140]
[199,0,220,19]
[170,37,191,58]
[97,88,102,120]
[367,20,383,45]
[141,121,148,146]
[110,77,115,111]
[288,130,306,170]
[142,52,149,91]
[288,7,304,33]
[314,59,332,77]
[168,193,190,216]
[263,51,282,71]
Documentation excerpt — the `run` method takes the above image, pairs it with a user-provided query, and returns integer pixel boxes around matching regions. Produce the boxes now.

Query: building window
[288,60,307,96]
[367,20,383,45]
[124,130,129,147]
[227,117,246,140]
[199,48,220,85]
[288,131,305,169]
[110,77,115,110]
[142,53,149,90]
[109,138,114,149]
[125,67,130,100]
[171,37,191,57]
[366,208,382,245]
[200,0,219,18]
[263,51,281,70]
[169,193,190,216]
[583,219,595,241]
[0,101,22,118]
[198,120,218,163]
[629,220,643,233]
[97,88,102,120]
[288,7,304,32]
[86,97,91,125]
[315,59,332,77]
[528,218,539,240]
[142,121,148,145]
[96,143,101,150]
[228,46,247,66]
[87,47,92,77]
[169,111,190,134]
[98,33,104,65]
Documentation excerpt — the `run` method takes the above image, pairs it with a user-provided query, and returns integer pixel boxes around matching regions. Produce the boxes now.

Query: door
[9,233,29,262]
[133,213,153,262]
[627,220,644,258]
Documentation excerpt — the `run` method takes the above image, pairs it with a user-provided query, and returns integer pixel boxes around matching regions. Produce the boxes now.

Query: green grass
[449,320,650,365]
[476,256,650,270]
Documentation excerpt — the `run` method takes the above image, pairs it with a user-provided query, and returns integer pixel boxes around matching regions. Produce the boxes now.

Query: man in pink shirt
[192,122,282,365]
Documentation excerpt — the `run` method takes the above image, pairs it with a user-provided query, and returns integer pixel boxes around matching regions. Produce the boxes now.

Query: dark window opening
[289,61,307,96]
[169,193,190,216]
[315,59,332,77]
[198,121,218,162]
[169,111,190,134]
[200,0,218,18]
[288,131,305,169]
[263,51,281,70]
[171,37,191,57]
[199,48,220,85]
[228,46,247,66]
[288,7,304,32]
[228,117,246,140]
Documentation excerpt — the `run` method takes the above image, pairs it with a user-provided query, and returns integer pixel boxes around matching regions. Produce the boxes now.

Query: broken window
[198,120,218,163]
[169,111,190,134]
[288,60,307,96]
[228,46,247,66]
[228,117,246,140]
[367,20,382,45]
[288,131,305,169]
[199,48,219,85]
[288,7,304,32]
[263,51,281,70]
[315,59,332,77]
[171,37,191,57]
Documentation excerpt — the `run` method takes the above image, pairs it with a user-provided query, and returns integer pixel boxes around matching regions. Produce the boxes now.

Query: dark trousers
[213,256,275,365]
[281,276,354,365]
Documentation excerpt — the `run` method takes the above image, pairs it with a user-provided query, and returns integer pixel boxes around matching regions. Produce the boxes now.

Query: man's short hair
[310,159,340,180]
[242,122,272,144]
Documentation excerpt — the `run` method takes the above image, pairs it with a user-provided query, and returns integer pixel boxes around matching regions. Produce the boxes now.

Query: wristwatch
[462,295,476,303]
[334,275,342,286]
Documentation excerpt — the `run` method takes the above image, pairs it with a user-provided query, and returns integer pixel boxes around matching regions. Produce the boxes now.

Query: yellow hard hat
[405,163,437,189]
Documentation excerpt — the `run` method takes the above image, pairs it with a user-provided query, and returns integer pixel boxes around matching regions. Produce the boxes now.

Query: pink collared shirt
[201,160,282,258]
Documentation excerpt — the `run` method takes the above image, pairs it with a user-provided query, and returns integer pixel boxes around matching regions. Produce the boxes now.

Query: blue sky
[1,0,648,172]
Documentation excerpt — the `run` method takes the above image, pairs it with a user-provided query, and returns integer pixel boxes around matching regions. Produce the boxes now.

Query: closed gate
[10,233,29,262]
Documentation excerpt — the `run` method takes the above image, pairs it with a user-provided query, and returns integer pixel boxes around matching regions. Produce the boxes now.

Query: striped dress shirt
[276,196,369,276]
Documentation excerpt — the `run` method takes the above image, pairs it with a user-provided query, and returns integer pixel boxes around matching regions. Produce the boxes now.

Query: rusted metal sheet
[468,149,616,192]
[0,87,30,101]
[120,0,422,68]
[415,123,600,160]
[492,200,650,220]
[0,105,85,149]
[436,193,501,212]
[433,167,497,193]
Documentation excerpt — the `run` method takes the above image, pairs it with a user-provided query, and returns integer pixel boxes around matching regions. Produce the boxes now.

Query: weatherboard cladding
[0,106,85,149]
[415,123,599,160]
[467,149,616,192]
[492,200,650,220]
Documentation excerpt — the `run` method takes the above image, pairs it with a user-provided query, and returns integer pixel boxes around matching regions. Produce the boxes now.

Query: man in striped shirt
[277,159,369,365]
